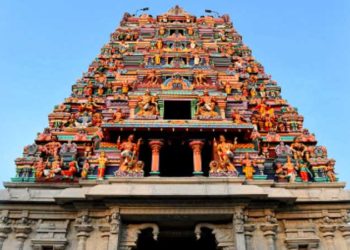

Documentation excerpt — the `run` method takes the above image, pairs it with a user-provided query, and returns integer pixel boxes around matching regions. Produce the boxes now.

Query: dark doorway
[160,136,194,177]
[164,101,191,120]
[136,228,217,250]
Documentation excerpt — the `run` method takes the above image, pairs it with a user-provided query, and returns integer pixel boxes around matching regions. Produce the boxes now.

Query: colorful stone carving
[12,6,338,184]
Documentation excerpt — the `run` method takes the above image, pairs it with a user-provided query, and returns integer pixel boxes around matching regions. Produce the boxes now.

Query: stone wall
[0,178,349,250]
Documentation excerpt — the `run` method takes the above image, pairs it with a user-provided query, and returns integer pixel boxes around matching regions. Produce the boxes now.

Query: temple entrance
[136,228,216,250]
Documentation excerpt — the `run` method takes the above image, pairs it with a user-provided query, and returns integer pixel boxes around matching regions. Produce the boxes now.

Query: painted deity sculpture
[61,161,78,178]
[210,135,238,176]
[81,160,90,179]
[136,90,159,117]
[193,70,207,86]
[283,156,297,183]
[290,137,308,163]
[241,153,256,180]
[43,136,61,158]
[116,135,144,176]
[48,156,62,178]
[145,70,160,85]
[298,162,313,182]
[325,160,337,182]
[196,90,219,118]
[97,151,108,180]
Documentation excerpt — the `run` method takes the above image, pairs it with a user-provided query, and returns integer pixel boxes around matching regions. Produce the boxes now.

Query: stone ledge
[274,182,346,189]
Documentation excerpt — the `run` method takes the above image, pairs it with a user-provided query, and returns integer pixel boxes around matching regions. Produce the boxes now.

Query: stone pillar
[108,212,121,250]
[233,210,246,250]
[244,225,255,250]
[189,140,204,175]
[0,226,11,250]
[260,224,278,250]
[128,100,138,119]
[339,225,350,250]
[149,140,164,176]
[14,224,32,250]
[320,225,336,250]
[0,214,11,250]
[99,225,110,250]
[217,100,227,119]
[75,216,93,250]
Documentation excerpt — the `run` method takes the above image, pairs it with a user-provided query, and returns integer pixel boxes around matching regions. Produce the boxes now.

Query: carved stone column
[128,100,138,119]
[149,140,163,176]
[319,225,336,250]
[232,209,247,250]
[189,140,204,175]
[14,218,32,250]
[108,211,121,250]
[260,224,278,250]
[99,225,110,250]
[75,215,93,250]
[0,216,11,250]
[244,225,255,250]
[339,225,350,250]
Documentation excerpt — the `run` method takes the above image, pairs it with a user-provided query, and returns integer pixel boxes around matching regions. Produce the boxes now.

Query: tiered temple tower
[1,6,349,250]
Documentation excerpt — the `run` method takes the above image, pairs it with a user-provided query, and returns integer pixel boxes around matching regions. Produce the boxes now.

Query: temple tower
[1,6,349,250]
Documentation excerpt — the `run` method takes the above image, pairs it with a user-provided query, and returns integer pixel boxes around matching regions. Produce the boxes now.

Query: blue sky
[0,0,349,187]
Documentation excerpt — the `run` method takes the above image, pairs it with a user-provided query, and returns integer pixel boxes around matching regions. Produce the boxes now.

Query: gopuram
[1,6,349,250]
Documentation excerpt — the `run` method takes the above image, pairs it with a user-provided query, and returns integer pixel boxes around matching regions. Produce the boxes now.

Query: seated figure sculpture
[136,90,159,117]
[196,90,220,119]
[209,135,238,177]
[115,134,144,177]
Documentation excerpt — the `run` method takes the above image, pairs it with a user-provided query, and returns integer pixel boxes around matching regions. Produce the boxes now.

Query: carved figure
[196,90,218,117]
[117,134,142,173]
[283,156,297,183]
[81,160,90,179]
[145,70,160,85]
[325,160,337,182]
[291,138,307,163]
[298,162,312,182]
[242,153,255,180]
[211,135,238,176]
[44,136,61,158]
[112,108,124,123]
[61,161,78,178]
[48,156,62,178]
[97,151,108,180]
[136,90,159,116]
[193,70,207,86]
[35,158,47,178]
[232,109,246,124]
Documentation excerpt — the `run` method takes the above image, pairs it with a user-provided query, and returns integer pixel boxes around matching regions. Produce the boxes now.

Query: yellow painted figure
[242,153,255,180]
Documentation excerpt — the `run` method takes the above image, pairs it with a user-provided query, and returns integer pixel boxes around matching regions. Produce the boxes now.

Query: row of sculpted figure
[28,132,336,183]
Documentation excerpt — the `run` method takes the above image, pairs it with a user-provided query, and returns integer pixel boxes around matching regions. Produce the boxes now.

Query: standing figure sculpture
[193,70,207,86]
[210,135,238,176]
[241,153,256,180]
[284,156,297,183]
[325,160,337,182]
[116,135,144,176]
[97,151,108,180]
